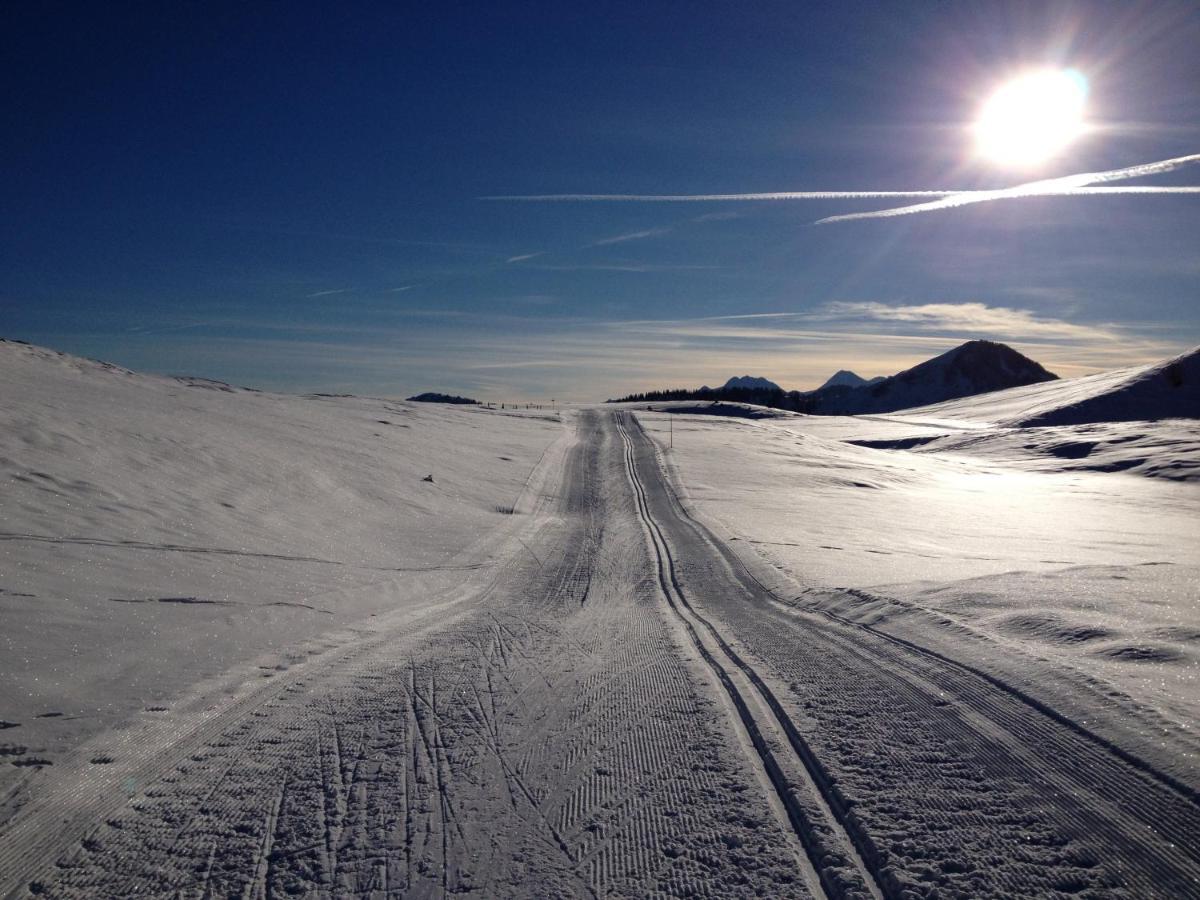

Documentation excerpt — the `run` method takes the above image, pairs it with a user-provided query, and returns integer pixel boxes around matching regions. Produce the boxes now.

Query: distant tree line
[608,385,816,412]
[407,392,479,405]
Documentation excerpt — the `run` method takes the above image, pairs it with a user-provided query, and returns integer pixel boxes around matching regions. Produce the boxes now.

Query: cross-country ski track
[3,409,1199,898]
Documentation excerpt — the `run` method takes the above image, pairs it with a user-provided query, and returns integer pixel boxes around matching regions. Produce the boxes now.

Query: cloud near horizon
[602,300,1188,384]
[817,301,1120,342]
[44,301,1193,402]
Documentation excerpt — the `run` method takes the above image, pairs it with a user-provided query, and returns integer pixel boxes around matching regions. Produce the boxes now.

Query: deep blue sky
[4,1,1198,399]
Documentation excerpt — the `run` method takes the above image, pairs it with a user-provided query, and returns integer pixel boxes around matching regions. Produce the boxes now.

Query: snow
[5,338,1200,895]
[636,355,1200,788]
[891,344,1200,427]
[0,339,563,793]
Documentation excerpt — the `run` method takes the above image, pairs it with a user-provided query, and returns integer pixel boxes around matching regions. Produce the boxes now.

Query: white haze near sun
[974,69,1088,167]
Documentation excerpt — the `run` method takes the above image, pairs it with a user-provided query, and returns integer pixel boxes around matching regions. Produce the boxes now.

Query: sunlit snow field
[0,340,563,794]
[634,368,1200,786]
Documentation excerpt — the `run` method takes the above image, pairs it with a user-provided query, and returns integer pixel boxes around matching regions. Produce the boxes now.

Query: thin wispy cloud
[819,301,1118,342]
[610,300,1175,357]
[590,226,673,246]
[126,321,216,336]
[506,252,544,263]
[484,153,1200,224]
[388,285,416,292]
[306,288,351,298]
[692,211,744,223]
[529,263,719,272]
[465,359,570,370]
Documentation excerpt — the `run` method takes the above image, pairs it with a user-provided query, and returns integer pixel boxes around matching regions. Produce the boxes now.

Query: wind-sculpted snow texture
[5,408,1200,898]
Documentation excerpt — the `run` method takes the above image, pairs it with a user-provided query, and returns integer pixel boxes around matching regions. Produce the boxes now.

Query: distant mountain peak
[722,375,782,392]
[813,340,1057,415]
[819,369,882,390]
[914,340,1057,384]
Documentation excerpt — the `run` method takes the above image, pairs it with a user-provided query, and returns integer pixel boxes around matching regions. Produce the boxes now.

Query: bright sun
[974,69,1087,167]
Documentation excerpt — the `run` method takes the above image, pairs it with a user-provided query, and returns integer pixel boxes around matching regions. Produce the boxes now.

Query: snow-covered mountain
[811,340,1057,415]
[722,375,782,392]
[817,369,884,390]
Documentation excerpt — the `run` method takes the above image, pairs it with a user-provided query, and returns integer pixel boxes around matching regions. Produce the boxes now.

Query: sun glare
[974,69,1087,168]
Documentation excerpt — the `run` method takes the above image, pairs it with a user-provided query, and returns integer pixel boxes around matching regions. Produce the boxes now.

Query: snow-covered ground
[4,339,1200,896]
[635,351,1200,788]
[0,340,564,794]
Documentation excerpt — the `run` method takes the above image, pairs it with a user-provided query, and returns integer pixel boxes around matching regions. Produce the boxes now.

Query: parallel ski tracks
[11,411,811,898]
[615,412,885,900]
[637,411,1200,896]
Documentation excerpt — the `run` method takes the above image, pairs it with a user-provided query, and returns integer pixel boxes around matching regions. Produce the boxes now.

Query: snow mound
[916,421,1200,481]
[1019,346,1200,427]
[893,346,1200,428]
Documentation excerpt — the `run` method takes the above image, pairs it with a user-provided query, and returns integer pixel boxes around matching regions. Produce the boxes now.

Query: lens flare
[975,69,1087,167]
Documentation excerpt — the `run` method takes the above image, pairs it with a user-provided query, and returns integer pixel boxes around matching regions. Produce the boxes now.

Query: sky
[3,0,1199,400]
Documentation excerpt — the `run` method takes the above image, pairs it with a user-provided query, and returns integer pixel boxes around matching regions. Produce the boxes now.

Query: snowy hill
[0,339,563,784]
[1020,345,1199,426]
[722,375,782,392]
[868,346,1200,481]
[895,345,1200,428]
[812,340,1057,415]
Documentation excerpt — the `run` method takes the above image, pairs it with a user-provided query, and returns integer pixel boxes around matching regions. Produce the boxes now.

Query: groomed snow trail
[618,412,1200,897]
[4,410,1200,898]
[2,412,806,899]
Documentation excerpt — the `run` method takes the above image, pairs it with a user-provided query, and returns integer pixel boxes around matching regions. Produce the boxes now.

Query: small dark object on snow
[407,392,479,405]
[422,474,435,483]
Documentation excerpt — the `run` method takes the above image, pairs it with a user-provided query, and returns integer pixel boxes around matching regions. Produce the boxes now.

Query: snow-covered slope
[0,339,563,783]
[865,347,1200,480]
[813,340,1058,415]
[897,345,1200,427]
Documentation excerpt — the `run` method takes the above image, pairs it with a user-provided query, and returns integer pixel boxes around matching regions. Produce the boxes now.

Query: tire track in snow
[615,411,882,900]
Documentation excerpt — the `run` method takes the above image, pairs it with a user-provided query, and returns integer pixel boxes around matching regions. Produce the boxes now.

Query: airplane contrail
[482,153,1200,223]
[815,153,1200,223]
[483,190,964,202]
